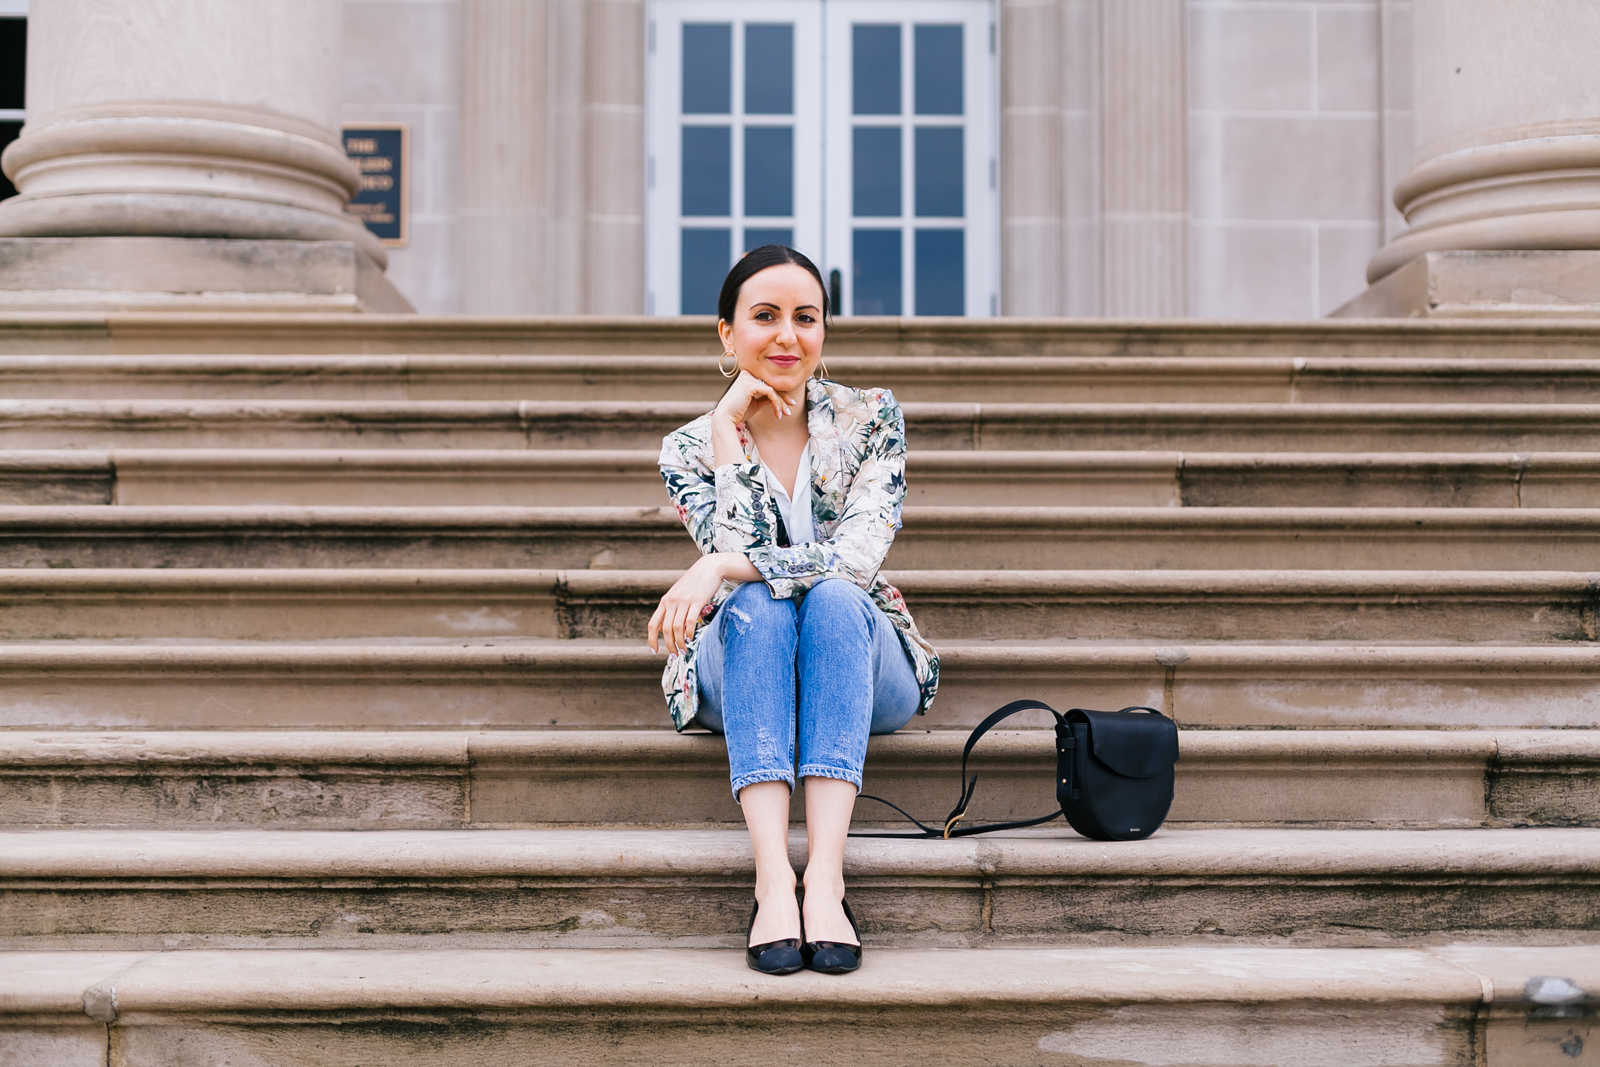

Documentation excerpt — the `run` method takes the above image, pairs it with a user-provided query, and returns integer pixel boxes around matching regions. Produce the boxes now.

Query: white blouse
[760,437,816,546]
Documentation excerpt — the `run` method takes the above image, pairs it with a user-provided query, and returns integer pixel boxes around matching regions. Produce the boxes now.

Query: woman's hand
[715,368,796,427]
[648,553,732,656]
[648,552,764,655]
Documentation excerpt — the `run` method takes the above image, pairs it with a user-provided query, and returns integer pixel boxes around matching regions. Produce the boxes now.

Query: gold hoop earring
[814,357,829,381]
[719,351,738,378]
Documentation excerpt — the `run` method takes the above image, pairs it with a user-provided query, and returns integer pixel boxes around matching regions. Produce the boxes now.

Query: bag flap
[1070,708,1179,778]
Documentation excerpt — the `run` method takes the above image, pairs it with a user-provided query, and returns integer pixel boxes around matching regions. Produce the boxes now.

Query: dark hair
[716,244,830,326]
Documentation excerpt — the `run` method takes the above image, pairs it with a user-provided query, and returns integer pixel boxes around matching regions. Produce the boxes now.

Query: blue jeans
[695,579,921,798]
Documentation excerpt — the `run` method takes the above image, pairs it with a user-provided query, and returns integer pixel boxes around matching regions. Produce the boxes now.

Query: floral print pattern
[657,377,940,731]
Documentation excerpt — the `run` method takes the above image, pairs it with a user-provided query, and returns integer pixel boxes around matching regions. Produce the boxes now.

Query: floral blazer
[657,377,940,731]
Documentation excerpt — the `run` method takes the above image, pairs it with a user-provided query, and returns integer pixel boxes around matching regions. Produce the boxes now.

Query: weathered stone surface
[0,567,1594,644]
[1,827,1597,951]
[10,400,1600,453]
[1337,251,1600,319]
[10,944,1594,1065]
[0,643,1594,731]
[0,238,413,314]
[0,311,1595,1059]
[9,728,1592,830]
[12,350,1600,403]
[0,506,1598,571]
[12,448,1600,508]
[4,312,1600,360]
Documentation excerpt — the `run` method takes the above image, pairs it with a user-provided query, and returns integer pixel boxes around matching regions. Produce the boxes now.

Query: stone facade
[336,0,1408,316]
[353,0,1412,317]
[1,0,1596,316]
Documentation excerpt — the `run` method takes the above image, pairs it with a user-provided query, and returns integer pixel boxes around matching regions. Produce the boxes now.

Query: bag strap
[851,699,1068,839]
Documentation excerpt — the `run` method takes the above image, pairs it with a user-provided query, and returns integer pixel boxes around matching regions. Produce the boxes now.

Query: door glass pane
[682,228,731,314]
[653,1,993,319]
[915,229,963,315]
[0,123,19,200]
[914,126,963,217]
[681,126,731,216]
[852,25,901,115]
[852,127,901,217]
[744,227,794,252]
[745,126,794,217]
[0,17,24,110]
[914,25,962,115]
[745,24,794,114]
[853,229,902,315]
[682,24,732,114]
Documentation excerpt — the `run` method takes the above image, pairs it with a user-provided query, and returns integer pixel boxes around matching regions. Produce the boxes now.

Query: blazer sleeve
[658,424,781,556]
[744,392,906,600]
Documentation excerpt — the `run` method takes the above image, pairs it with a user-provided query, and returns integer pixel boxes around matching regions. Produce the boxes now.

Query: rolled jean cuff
[731,769,795,800]
[797,764,863,792]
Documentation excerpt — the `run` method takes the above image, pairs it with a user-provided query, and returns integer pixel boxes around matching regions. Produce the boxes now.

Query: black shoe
[802,897,863,974]
[746,899,804,975]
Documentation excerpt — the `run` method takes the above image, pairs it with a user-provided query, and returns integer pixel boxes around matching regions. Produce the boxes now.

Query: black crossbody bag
[852,700,1181,841]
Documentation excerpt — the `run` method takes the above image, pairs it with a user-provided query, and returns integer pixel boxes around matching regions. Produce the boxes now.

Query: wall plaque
[342,124,408,247]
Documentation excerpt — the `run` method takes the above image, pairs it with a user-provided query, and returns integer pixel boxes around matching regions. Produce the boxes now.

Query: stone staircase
[1,313,1597,1066]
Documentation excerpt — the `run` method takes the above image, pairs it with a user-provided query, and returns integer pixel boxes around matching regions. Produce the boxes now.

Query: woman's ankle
[801,872,846,905]
[755,870,799,904]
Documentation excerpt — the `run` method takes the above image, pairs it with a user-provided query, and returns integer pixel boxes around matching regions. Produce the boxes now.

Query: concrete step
[6,309,1600,360]
[4,943,1593,1066]
[11,353,1600,404]
[12,448,1600,508]
[3,827,1598,950]
[9,400,1600,452]
[0,641,1594,730]
[0,505,1597,570]
[0,569,1596,645]
[3,729,1594,830]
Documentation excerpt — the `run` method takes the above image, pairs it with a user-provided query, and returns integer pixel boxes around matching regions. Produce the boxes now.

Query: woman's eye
[755,311,773,321]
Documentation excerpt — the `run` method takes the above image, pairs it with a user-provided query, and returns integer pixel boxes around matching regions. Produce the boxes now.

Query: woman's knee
[799,578,873,620]
[722,579,794,637]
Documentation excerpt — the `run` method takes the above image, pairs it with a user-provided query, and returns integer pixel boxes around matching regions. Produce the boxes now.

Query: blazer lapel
[806,379,847,531]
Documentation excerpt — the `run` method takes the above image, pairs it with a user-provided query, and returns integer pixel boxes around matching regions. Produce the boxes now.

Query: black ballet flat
[802,897,863,974]
[746,899,804,975]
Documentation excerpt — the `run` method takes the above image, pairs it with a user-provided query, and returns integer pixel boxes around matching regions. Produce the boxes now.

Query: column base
[1332,250,1600,319]
[0,237,413,313]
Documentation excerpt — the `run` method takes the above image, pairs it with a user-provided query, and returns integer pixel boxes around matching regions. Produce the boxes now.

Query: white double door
[646,0,997,317]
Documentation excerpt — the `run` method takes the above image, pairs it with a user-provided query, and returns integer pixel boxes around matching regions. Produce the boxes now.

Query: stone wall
[1188,0,1393,318]
[336,0,1408,318]
[342,0,462,314]
[0,0,1412,318]
[998,0,1405,320]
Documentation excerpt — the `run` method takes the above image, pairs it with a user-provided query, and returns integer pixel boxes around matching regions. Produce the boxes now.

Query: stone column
[999,0,1065,316]
[1352,0,1600,313]
[1000,0,1179,318]
[1099,0,1188,318]
[458,0,547,315]
[583,0,646,315]
[458,0,643,315]
[0,0,409,311]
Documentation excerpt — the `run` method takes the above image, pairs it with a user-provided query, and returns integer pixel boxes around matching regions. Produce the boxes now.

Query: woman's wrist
[706,551,761,583]
[710,414,744,469]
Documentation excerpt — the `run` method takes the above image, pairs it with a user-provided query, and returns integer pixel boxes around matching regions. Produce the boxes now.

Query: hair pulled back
[716,244,831,326]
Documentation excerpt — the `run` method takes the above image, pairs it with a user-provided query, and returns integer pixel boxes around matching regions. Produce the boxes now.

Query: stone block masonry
[0,313,1596,1064]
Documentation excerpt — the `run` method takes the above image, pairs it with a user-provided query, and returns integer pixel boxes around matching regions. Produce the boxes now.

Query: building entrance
[646,0,996,317]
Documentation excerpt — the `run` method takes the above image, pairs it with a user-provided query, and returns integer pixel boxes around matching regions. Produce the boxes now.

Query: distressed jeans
[695,578,922,798]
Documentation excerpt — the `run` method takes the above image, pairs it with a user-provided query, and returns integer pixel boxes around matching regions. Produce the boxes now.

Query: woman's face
[719,263,826,395]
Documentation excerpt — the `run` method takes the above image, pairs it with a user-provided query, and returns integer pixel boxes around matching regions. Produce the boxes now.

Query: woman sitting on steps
[649,244,940,975]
